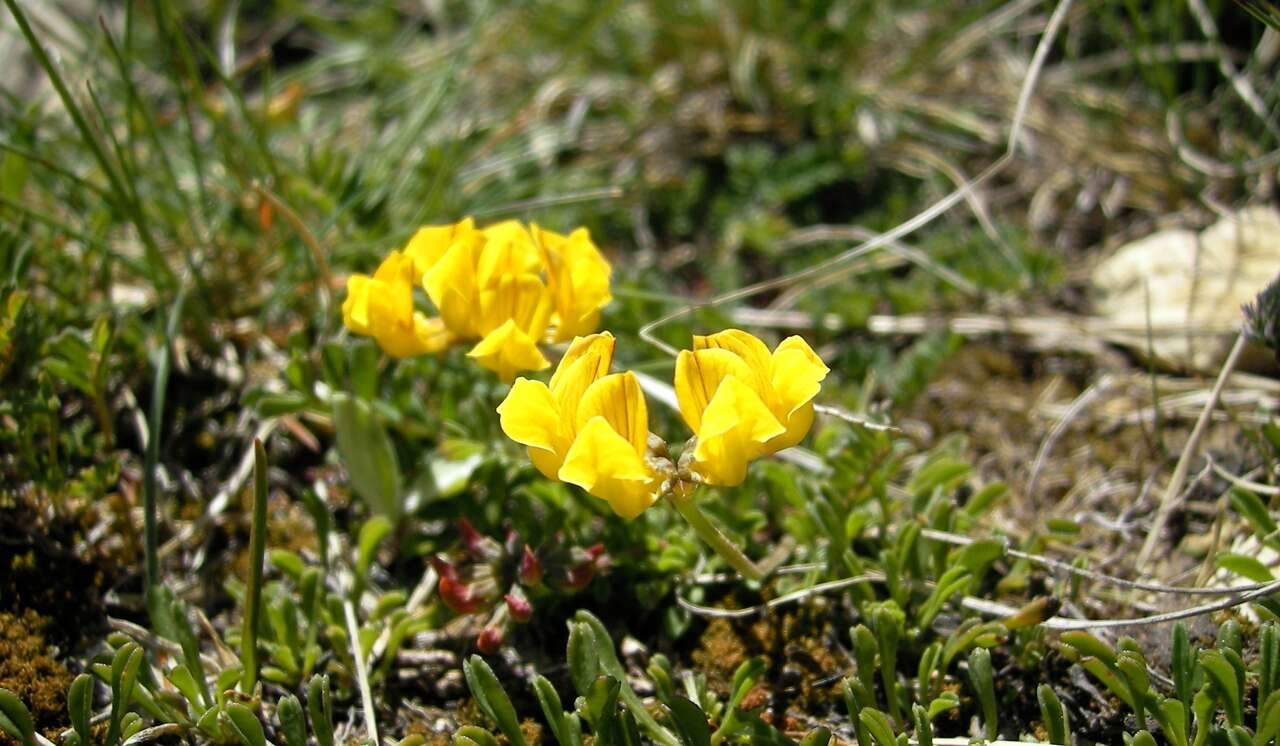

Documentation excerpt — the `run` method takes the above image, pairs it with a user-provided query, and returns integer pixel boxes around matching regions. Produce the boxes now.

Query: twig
[1137,331,1249,569]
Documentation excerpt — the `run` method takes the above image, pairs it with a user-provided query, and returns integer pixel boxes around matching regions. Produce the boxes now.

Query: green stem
[668,492,763,582]
[242,439,268,693]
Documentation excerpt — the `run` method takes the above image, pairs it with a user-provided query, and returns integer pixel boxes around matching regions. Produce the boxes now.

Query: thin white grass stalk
[1210,459,1280,496]
[920,527,1274,596]
[343,599,379,745]
[1137,331,1249,569]
[964,575,1280,630]
[472,186,624,218]
[677,573,886,618]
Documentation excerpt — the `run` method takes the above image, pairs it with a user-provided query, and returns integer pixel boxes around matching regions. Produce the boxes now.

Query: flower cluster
[498,328,828,519]
[432,519,605,653]
[342,218,612,381]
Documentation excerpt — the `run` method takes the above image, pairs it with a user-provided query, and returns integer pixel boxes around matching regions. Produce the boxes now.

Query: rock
[1091,206,1280,372]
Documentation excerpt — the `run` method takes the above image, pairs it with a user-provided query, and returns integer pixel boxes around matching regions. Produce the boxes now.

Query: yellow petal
[342,274,373,335]
[673,348,757,434]
[549,333,614,424]
[691,375,785,487]
[468,319,550,382]
[368,251,416,323]
[557,416,656,519]
[766,400,815,453]
[693,328,772,374]
[546,228,613,341]
[424,236,481,338]
[477,273,551,340]
[577,372,649,456]
[412,314,454,354]
[477,220,539,288]
[769,336,829,419]
[402,218,476,279]
[497,378,568,478]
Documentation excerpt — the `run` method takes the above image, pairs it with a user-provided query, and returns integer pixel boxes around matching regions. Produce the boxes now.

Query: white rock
[1092,206,1280,372]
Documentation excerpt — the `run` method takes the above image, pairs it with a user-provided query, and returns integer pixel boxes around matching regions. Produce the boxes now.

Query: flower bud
[518,544,543,587]
[504,591,533,623]
[476,626,504,655]
[431,557,484,615]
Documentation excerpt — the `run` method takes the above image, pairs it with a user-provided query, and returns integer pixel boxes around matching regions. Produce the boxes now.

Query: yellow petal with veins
[673,348,757,434]
[558,416,656,519]
[549,333,614,425]
[497,377,568,478]
[577,372,648,456]
[424,236,481,338]
[691,375,785,487]
[342,275,374,335]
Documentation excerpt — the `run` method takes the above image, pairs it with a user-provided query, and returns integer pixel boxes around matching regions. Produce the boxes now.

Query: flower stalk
[667,486,764,583]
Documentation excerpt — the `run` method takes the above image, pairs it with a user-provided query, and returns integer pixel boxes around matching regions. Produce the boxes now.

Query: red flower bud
[477,626,504,654]
[519,544,543,587]
[457,518,502,563]
[431,557,484,615]
[504,592,533,623]
[562,544,607,591]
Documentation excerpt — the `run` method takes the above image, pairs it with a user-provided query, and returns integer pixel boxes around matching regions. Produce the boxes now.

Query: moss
[0,610,73,745]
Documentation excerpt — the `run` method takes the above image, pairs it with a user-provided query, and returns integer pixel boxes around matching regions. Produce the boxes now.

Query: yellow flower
[674,329,829,486]
[467,273,553,381]
[497,333,613,477]
[498,334,660,519]
[532,225,613,342]
[341,251,453,358]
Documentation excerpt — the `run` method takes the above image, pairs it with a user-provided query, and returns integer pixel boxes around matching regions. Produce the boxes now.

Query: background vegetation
[1,1,1279,744]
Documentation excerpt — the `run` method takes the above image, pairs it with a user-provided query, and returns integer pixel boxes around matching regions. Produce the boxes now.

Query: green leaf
[453,726,500,746]
[307,674,334,746]
[224,703,267,746]
[165,665,204,715]
[332,392,402,519]
[967,647,996,741]
[571,611,680,746]
[1036,684,1068,745]
[532,675,575,746]
[910,704,932,746]
[1130,731,1157,746]
[277,694,307,746]
[858,708,897,746]
[580,676,620,734]
[799,727,832,746]
[567,620,600,697]
[964,482,1008,517]
[68,674,94,745]
[463,656,526,746]
[0,689,34,746]
[1201,649,1243,726]
[1229,487,1277,540]
[1060,631,1118,666]
[666,697,710,746]
[1254,689,1280,746]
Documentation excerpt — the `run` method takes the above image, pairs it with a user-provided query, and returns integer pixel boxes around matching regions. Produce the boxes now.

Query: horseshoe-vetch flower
[675,329,829,486]
[341,250,452,358]
[498,334,659,519]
